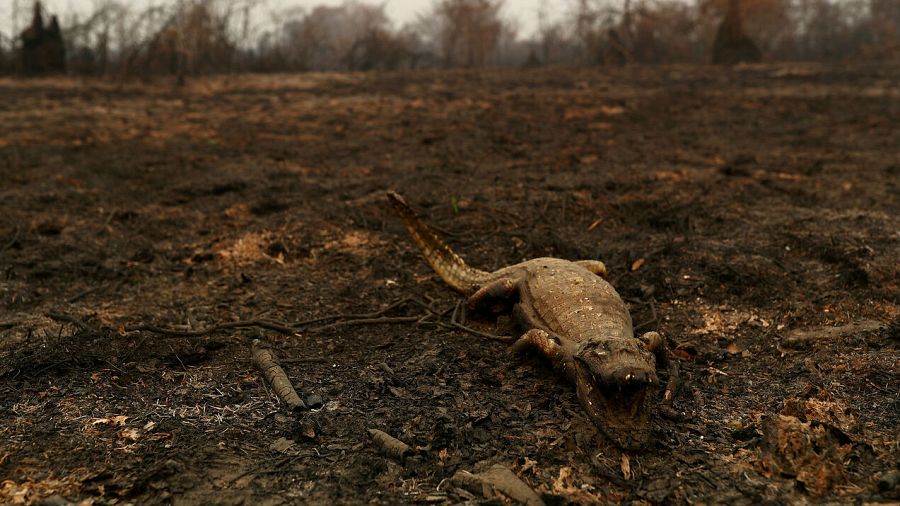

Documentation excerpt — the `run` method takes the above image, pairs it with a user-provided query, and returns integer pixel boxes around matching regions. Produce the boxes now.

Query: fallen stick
[251,340,304,410]
[782,320,884,349]
[0,320,21,330]
[292,297,417,328]
[309,316,423,333]
[368,428,410,460]
[664,360,681,405]
[122,296,455,340]
[451,465,545,506]
[1,225,20,252]
[128,318,296,337]
[46,312,92,333]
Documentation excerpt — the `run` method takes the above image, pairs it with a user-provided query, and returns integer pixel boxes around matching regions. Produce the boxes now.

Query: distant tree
[344,27,418,70]
[742,0,793,57]
[535,18,577,66]
[278,1,413,71]
[19,1,67,74]
[113,0,240,79]
[0,33,9,73]
[420,0,506,67]
[522,46,541,67]
[861,0,900,59]
[791,0,869,61]
[571,0,605,63]
[630,1,698,63]
[569,0,640,65]
[493,19,525,66]
[711,0,762,63]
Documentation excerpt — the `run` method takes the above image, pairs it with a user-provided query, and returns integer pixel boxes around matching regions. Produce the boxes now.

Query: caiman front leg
[638,331,680,405]
[575,260,608,279]
[510,329,576,383]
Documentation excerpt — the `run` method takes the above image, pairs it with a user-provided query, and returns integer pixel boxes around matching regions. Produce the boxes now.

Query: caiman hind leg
[466,277,519,314]
[510,329,576,383]
[639,331,680,405]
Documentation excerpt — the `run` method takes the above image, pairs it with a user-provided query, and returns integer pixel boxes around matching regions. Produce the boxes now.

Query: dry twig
[292,297,415,328]
[126,319,295,337]
[45,312,92,333]
[2,225,21,253]
[309,316,423,333]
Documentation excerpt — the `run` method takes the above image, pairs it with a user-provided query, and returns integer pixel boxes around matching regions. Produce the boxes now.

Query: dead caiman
[387,191,671,449]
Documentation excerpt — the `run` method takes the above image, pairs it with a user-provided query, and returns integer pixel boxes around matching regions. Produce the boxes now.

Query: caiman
[387,191,670,449]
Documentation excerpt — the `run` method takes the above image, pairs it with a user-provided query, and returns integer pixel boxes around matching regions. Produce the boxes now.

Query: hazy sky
[0,0,572,39]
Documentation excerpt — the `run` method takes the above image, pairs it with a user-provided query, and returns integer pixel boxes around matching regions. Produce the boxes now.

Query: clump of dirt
[760,387,862,496]
[761,414,852,496]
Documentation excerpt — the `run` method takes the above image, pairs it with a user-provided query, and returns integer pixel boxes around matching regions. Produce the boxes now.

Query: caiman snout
[574,341,658,449]
[577,341,658,388]
[604,366,657,389]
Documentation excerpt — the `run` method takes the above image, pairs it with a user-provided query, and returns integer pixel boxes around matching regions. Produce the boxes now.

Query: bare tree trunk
[712,0,762,64]
[175,0,187,86]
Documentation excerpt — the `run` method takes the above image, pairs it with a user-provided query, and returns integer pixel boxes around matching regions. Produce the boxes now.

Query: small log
[251,339,304,410]
[782,320,884,349]
[368,429,410,460]
[452,465,545,506]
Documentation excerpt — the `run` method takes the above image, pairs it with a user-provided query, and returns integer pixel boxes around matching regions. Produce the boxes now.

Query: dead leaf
[224,202,251,219]
[654,170,690,182]
[552,467,577,495]
[726,342,741,354]
[631,258,646,271]
[673,345,697,360]
[519,457,538,476]
[91,415,129,427]
[119,428,141,441]
[269,437,295,453]
[763,415,851,496]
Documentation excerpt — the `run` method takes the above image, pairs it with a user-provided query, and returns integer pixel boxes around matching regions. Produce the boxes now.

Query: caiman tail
[387,191,492,293]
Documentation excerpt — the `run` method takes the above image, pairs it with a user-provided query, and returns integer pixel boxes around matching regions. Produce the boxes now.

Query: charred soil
[1,64,899,504]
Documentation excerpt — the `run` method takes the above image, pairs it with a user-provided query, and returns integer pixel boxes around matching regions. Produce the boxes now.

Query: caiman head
[572,338,658,449]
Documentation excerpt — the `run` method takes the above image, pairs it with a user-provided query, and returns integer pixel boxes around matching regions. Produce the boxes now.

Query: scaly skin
[388,191,659,449]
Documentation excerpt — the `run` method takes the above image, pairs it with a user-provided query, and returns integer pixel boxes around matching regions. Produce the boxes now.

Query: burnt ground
[1,64,898,505]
